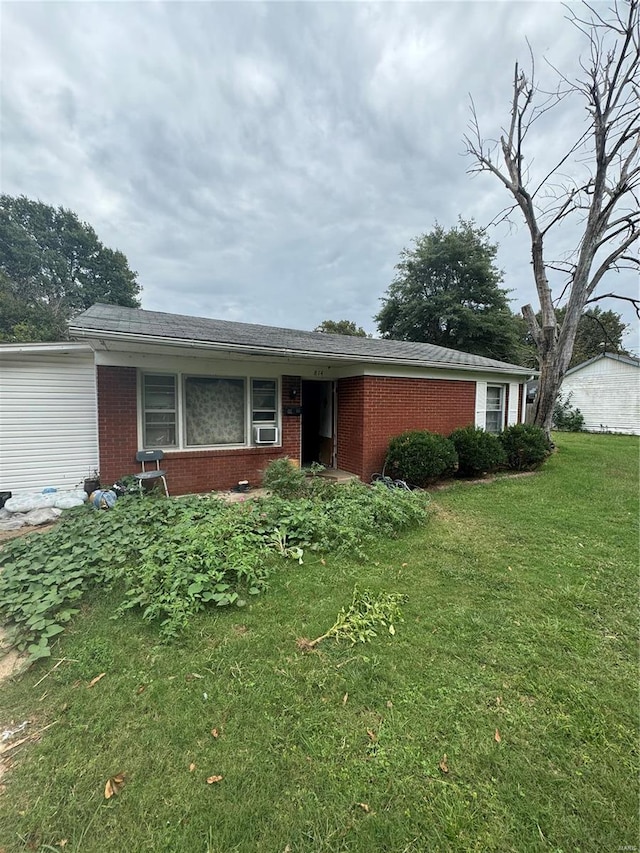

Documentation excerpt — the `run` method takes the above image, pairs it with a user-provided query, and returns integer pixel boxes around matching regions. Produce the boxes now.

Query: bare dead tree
[464,0,639,438]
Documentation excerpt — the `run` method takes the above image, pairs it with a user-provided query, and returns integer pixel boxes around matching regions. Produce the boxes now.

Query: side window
[485,385,504,433]
[252,379,277,424]
[143,374,177,447]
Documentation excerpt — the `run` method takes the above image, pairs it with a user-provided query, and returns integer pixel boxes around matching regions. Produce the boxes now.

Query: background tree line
[320,219,631,369]
[2,195,631,371]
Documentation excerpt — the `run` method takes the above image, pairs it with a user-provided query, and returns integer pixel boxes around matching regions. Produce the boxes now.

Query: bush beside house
[384,430,458,487]
[449,426,507,476]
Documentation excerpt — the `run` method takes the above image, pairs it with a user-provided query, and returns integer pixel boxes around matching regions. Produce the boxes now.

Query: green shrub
[499,423,552,471]
[262,457,307,498]
[553,392,585,432]
[385,430,458,486]
[449,425,507,476]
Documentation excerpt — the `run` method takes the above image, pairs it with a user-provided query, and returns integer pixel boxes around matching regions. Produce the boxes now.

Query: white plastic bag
[4,493,57,513]
[0,516,27,531]
[53,492,86,509]
[23,507,62,526]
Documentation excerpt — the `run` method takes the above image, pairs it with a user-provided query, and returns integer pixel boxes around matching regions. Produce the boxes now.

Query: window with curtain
[184,377,245,446]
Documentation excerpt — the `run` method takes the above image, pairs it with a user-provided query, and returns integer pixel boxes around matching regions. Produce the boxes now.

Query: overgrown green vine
[0,482,430,661]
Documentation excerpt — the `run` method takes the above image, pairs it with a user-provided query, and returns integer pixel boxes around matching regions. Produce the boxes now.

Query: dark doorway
[302,380,334,466]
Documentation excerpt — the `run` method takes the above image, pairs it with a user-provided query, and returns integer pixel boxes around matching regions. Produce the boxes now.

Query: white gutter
[69,327,534,376]
[0,342,94,356]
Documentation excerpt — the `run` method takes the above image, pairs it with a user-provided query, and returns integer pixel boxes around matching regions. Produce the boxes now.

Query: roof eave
[68,326,534,376]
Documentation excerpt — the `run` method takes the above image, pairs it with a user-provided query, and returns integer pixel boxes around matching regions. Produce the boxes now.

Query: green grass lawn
[0,433,638,852]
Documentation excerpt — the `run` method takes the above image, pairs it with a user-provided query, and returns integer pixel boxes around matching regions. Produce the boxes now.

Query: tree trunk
[532,351,562,440]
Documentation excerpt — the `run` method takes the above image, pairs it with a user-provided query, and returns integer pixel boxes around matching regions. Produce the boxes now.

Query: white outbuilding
[560,353,640,435]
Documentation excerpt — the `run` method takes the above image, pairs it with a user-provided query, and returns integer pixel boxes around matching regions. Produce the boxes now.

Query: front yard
[0,433,637,852]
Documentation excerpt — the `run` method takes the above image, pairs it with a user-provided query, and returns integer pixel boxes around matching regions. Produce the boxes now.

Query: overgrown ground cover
[0,433,637,852]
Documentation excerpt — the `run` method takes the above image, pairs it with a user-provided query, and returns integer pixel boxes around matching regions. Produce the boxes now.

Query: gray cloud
[1,0,637,349]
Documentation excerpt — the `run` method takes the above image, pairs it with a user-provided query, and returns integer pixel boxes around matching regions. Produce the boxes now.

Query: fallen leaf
[189,763,196,772]
[58,841,68,849]
[211,728,219,739]
[388,624,395,635]
[342,693,348,705]
[494,728,502,743]
[136,685,146,695]
[104,773,126,798]
[401,562,408,567]
[496,696,502,706]
[438,754,449,773]
[283,846,292,853]
[88,673,106,688]
[366,729,377,742]
[206,775,223,784]
[357,802,371,812]
[320,559,326,566]
[386,700,393,709]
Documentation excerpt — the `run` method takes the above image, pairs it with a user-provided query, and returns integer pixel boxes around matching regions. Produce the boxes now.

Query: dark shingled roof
[70,304,531,375]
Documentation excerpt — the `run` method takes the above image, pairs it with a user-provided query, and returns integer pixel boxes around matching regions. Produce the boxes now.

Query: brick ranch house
[64,303,531,495]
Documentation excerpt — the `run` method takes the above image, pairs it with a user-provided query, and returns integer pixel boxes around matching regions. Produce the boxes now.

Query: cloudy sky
[1,1,637,348]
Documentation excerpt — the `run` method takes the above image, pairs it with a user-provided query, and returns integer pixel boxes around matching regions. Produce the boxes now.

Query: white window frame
[142,373,178,448]
[251,378,278,428]
[485,384,505,434]
[139,371,281,450]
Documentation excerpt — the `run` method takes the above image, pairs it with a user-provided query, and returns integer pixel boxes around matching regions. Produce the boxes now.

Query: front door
[301,380,335,467]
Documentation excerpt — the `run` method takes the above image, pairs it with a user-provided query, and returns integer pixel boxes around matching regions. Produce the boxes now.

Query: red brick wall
[96,367,301,494]
[97,366,139,484]
[336,377,365,477]
[337,375,476,481]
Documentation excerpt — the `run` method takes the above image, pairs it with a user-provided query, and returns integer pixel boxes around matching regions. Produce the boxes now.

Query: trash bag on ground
[53,490,87,509]
[4,493,57,513]
[0,516,28,531]
[90,489,118,510]
[23,507,63,526]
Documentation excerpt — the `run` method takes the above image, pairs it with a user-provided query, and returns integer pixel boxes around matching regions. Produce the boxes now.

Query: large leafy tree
[0,195,141,342]
[465,0,639,437]
[314,319,369,337]
[375,219,523,363]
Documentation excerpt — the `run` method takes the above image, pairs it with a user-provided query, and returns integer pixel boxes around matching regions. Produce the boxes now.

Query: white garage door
[0,347,99,495]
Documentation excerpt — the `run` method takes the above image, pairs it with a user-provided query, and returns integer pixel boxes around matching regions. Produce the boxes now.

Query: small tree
[465,0,639,438]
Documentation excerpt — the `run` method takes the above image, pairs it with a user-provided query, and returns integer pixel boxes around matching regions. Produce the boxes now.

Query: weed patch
[0,484,430,656]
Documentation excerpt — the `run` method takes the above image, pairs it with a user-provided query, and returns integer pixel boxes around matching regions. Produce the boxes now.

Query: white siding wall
[560,358,640,435]
[0,352,99,494]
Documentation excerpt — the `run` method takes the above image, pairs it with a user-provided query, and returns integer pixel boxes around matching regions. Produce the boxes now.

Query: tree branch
[585,291,640,318]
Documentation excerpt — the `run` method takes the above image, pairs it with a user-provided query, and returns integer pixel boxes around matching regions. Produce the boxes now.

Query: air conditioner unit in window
[254,426,279,444]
